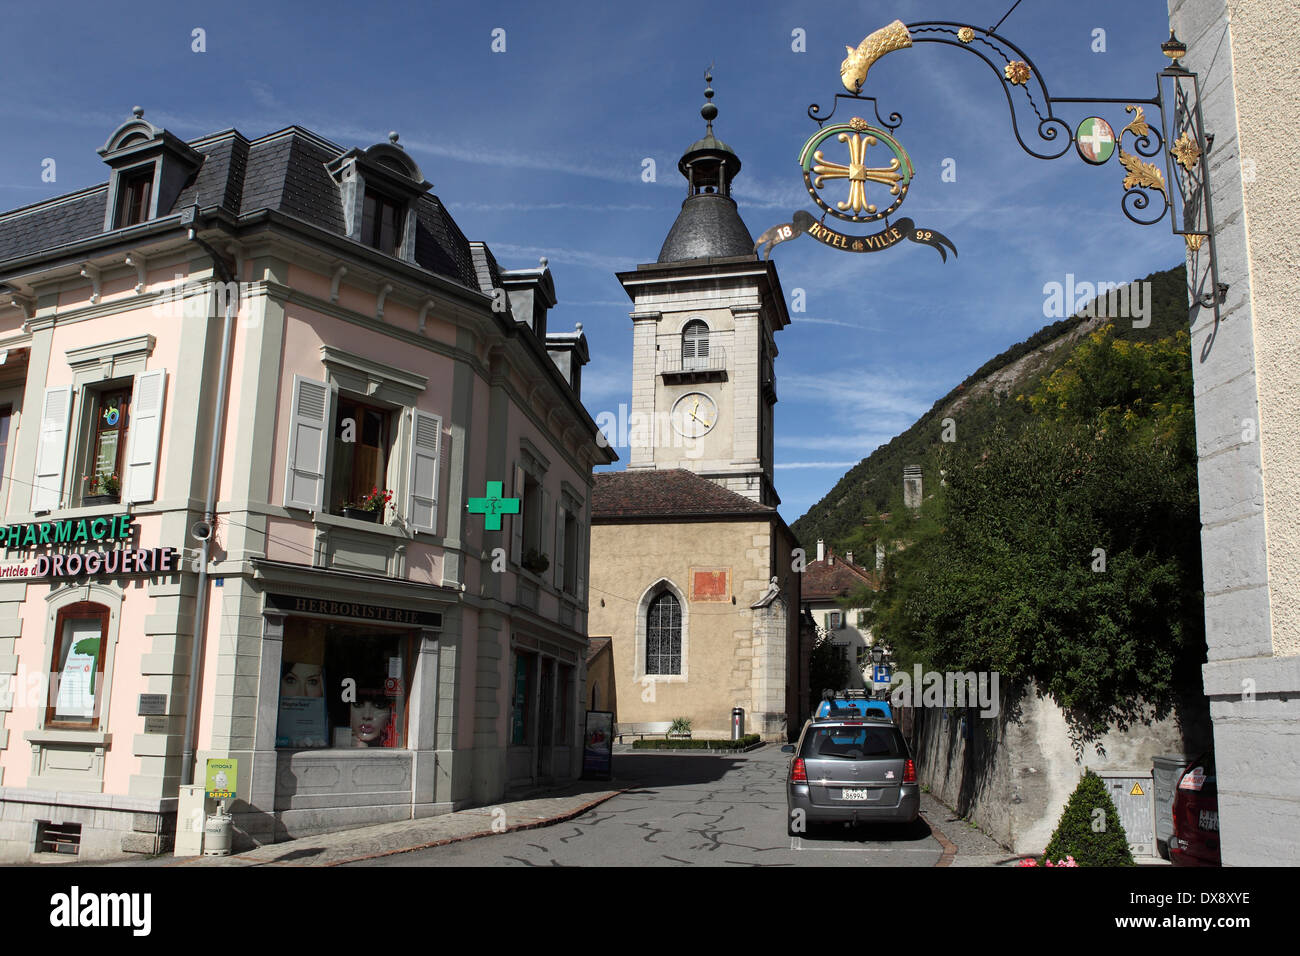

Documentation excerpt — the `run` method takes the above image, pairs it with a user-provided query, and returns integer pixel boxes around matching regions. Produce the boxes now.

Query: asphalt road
[348,743,946,867]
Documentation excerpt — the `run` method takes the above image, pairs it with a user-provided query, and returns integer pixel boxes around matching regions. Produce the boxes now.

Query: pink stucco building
[0,110,613,859]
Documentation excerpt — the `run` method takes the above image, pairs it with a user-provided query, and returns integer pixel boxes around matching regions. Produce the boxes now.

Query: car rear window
[801,725,905,759]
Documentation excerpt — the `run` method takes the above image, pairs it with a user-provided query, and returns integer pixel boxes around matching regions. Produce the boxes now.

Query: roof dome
[656,71,755,264]
[658,194,754,262]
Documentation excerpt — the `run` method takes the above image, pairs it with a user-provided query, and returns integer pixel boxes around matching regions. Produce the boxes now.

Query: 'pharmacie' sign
[0,513,179,581]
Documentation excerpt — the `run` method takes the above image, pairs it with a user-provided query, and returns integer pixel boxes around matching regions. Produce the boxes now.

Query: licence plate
[1199,809,1218,831]
[840,788,872,800]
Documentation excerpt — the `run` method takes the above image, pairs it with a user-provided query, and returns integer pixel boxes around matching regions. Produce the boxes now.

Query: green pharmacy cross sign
[467,481,520,531]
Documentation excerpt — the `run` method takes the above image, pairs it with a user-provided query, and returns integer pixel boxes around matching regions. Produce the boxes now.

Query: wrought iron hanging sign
[755,17,1225,326]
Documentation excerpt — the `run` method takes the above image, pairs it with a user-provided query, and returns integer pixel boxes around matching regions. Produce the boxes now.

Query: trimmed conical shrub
[1042,768,1135,866]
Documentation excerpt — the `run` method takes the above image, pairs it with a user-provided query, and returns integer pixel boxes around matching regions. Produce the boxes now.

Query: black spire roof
[656,72,755,263]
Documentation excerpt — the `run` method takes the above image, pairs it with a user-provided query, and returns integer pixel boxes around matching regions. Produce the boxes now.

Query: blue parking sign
[873,665,891,684]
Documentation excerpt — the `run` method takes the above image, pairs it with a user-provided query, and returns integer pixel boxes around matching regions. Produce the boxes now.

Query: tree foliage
[863,323,1205,747]
[1042,769,1135,867]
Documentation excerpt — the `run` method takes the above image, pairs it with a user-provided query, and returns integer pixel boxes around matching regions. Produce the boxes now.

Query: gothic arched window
[646,591,682,675]
[682,320,710,371]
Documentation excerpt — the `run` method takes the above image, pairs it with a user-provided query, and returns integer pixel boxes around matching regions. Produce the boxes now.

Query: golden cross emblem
[811,130,904,216]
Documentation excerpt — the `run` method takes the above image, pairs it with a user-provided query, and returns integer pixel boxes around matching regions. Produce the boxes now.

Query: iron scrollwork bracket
[819,20,1224,327]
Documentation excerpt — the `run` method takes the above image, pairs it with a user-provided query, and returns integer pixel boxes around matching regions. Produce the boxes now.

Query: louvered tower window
[682,320,710,371]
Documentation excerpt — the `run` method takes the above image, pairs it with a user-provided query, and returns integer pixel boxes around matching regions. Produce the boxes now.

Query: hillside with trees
[799,268,1208,745]
[791,265,1189,554]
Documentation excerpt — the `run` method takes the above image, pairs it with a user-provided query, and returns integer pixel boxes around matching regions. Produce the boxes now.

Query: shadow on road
[611,750,773,791]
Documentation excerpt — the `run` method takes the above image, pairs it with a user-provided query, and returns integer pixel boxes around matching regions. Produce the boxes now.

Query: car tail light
[791,758,807,783]
[903,759,916,783]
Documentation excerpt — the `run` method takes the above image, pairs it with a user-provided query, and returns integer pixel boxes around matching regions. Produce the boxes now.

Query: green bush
[1042,769,1135,866]
[632,734,761,751]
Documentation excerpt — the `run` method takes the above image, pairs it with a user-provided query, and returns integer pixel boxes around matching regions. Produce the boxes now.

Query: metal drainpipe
[179,225,237,788]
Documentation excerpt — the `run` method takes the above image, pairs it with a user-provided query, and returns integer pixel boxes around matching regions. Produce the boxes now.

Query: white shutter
[31,386,72,511]
[575,518,586,600]
[510,462,524,564]
[284,375,330,511]
[124,368,166,504]
[407,410,441,534]
[554,502,566,591]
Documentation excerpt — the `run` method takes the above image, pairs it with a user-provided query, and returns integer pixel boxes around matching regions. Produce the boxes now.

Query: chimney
[875,542,885,570]
[846,551,853,566]
[903,464,923,510]
[816,539,824,563]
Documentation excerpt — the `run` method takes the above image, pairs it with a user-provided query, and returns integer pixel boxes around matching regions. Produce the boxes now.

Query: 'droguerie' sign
[0,513,179,581]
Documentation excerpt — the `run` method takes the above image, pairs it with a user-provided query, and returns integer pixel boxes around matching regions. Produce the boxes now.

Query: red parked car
[1170,752,1220,866]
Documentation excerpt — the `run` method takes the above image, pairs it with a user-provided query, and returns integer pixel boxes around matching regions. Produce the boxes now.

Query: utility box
[1096,771,1156,858]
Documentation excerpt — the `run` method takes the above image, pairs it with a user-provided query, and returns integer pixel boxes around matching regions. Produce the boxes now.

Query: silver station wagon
[782,716,920,835]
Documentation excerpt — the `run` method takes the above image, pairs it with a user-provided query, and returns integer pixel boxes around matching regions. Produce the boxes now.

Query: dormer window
[326,134,431,263]
[115,166,154,228]
[362,188,404,256]
[98,107,202,233]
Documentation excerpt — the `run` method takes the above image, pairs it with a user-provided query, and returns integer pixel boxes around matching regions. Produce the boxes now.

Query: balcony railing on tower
[659,346,728,382]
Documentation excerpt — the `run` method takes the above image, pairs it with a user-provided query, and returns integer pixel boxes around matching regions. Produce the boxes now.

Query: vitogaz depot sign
[0,513,180,580]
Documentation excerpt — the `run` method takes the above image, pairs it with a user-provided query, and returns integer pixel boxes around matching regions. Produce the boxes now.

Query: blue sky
[0,0,1184,524]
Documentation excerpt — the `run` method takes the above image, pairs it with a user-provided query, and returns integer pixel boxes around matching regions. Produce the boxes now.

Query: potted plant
[668,716,692,739]
[341,487,392,523]
[521,548,550,575]
[82,472,121,506]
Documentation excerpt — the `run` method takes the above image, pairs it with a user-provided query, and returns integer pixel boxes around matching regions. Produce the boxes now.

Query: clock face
[671,392,718,438]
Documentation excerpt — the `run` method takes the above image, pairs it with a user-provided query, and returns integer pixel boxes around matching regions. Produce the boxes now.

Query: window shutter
[540,488,551,568]
[554,502,566,591]
[407,410,441,534]
[575,518,586,600]
[510,463,524,565]
[31,386,72,511]
[284,375,330,511]
[124,368,166,504]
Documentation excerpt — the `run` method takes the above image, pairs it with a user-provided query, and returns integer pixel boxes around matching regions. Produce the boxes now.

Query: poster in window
[511,656,528,745]
[277,652,329,748]
[55,619,100,720]
[582,710,614,780]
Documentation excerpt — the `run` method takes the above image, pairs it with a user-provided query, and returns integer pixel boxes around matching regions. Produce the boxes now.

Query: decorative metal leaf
[1122,104,1151,140]
[1119,150,1166,194]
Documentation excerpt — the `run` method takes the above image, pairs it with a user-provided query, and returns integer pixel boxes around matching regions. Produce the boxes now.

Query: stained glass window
[646,591,682,675]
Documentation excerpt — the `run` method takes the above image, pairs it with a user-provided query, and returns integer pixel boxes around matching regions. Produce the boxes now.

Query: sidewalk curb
[921,811,958,867]
[321,787,633,866]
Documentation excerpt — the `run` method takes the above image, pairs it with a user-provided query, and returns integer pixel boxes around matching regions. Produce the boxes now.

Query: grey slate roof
[0,124,481,292]
[657,193,756,263]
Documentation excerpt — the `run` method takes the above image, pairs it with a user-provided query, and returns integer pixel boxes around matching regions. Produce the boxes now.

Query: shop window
[275,618,413,749]
[646,591,682,676]
[331,396,394,516]
[82,386,131,503]
[114,166,154,228]
[361,188,404,256]
[47,603,109,729]
[558,663,573,741]
[511,652,534,746]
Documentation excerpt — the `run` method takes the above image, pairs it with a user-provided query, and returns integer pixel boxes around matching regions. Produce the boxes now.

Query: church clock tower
[615,74,790,505]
